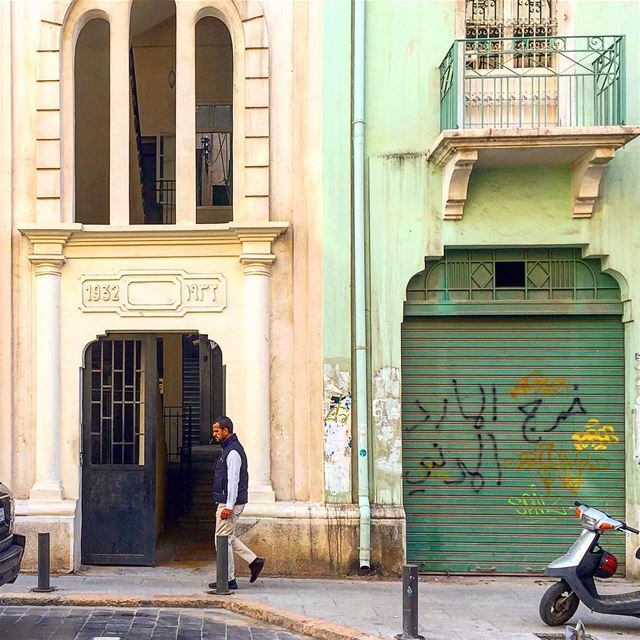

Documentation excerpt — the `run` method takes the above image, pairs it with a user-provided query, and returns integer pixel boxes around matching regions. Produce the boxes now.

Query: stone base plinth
[14,499,78,573]
[235,503,405,577]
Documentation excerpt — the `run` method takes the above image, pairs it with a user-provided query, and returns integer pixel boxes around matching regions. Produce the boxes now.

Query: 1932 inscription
[84,283,120,303]
[80,271,227,316]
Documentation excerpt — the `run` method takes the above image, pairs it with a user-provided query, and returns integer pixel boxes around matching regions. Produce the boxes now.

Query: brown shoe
[249,557,264,583]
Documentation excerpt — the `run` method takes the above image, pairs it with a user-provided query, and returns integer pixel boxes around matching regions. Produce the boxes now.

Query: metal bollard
[215,534,230,595]
[30,533,55,593]
[395,565,424,640]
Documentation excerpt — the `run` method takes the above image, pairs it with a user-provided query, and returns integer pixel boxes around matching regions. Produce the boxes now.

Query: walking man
[208,416,265,590]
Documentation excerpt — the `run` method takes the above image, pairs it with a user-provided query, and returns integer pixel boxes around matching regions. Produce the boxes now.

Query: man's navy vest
[213,433,249,505]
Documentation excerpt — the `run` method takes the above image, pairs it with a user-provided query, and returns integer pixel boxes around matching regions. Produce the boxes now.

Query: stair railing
[128,46,146,215]
[181,405,193,512]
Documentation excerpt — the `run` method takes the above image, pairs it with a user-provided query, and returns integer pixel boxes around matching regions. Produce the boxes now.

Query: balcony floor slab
[428,126,640,219]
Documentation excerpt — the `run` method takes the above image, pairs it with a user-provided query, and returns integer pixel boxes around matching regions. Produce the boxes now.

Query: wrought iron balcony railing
[440,35,626,130]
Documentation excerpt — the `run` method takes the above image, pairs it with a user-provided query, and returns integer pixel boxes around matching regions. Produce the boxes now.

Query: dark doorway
[141,138,162,224]
[156,333,225,567]
[81,335,158,565]
[81,332,225,567]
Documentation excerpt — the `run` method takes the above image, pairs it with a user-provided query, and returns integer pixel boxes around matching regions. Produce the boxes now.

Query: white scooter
[539,502,640,626]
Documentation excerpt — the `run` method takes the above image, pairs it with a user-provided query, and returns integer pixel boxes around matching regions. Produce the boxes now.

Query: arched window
[75,18,110,224]
[195,17,233,224]
[129,0,177,224]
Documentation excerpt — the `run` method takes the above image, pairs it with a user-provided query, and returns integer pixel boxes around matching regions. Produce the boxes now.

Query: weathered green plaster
[322,0,352,503]
[323,0,640,572]
[448,166,579,246]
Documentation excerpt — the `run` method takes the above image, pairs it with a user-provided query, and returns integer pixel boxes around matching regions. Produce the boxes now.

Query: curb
[0,592,386,640]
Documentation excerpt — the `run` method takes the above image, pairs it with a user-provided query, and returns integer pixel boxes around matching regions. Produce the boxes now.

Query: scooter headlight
[580,513,599,529]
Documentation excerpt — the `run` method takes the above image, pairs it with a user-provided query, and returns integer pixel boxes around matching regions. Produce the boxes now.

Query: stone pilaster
[240,251,276,503]
[19,227,77,500]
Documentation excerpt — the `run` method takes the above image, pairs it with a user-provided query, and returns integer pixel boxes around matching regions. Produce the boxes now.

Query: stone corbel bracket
[439,150,478,220]
[428,127,640,221]
[571,147,616,218]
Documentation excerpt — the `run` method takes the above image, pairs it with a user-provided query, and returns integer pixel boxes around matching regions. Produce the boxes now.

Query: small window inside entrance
[495,261,526,288]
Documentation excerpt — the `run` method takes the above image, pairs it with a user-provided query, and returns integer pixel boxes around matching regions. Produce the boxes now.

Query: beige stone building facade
[0,0,340,574]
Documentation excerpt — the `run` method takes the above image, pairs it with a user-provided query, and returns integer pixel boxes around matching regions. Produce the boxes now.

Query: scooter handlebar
[574,501,639,534]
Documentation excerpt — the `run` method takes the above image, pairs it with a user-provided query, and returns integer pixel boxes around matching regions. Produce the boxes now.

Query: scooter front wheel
[539,580,579,626]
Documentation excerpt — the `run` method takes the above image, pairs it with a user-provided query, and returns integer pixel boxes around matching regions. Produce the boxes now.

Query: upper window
[129,0,177,224]
[195,18,233,224]
[465,0,556,69]
[75,18,110,225]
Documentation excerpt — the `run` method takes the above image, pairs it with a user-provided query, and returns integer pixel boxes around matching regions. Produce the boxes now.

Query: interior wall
[131,15,176,137]
[74,18,109,224]
[130,14,232,139]
[195,18,233,105]
[162,334,183,407]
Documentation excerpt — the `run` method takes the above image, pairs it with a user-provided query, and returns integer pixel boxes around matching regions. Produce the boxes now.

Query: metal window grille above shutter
[401,315,625,574]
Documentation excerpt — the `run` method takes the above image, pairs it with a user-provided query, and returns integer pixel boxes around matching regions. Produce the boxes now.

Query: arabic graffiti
[405,373,616,498]
[572,419,620,451]
[519,384,586,443]
[510,373,571,400]
[507,485,570,517]
[509,441,607,495]
[407,380,502,495]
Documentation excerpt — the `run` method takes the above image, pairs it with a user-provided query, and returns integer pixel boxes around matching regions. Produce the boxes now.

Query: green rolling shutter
[402,315,625,574]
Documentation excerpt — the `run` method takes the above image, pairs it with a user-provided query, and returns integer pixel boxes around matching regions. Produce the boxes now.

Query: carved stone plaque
[80,270,227,316]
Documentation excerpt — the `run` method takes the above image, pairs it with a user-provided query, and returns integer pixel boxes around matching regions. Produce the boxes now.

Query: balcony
[428,35,640,219]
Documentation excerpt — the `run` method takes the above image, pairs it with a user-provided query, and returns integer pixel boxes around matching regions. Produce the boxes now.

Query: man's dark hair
[214,416,234,433]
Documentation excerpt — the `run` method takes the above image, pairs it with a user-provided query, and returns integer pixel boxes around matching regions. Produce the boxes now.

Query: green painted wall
[322,0,353,503]
[323,0,640,570]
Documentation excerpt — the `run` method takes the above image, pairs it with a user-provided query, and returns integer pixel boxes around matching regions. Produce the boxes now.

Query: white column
[175,3,196,224]
[109,4,130,225]
[241,257,275,502]
[29,258,64,501]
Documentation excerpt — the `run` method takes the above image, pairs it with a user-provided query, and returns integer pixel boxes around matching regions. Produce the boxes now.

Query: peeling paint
[323,364,352,498]
[373,367,403,503]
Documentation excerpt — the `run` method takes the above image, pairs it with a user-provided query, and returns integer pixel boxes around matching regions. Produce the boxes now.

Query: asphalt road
[0,606,307,640]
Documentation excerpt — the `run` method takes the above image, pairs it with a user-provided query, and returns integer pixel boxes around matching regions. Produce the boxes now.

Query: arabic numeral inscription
[85,283,120,303]
[185,282,217,303]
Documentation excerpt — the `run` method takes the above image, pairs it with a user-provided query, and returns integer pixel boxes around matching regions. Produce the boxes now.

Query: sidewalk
[2,567,640,640]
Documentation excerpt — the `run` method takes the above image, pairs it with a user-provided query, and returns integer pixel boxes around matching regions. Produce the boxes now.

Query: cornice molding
[16,222,290,250]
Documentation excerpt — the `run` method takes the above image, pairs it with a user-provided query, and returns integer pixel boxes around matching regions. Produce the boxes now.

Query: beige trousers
[214,504,257,580]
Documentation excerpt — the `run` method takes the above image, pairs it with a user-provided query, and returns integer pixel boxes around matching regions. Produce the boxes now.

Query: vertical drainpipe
[353,0,371,570]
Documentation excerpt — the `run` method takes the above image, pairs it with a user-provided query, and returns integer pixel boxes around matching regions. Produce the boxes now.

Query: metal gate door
[402,315,625,573]
[81,335,158,565]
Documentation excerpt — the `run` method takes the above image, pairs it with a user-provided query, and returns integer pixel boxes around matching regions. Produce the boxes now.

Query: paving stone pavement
[4,572,640,640]
[0,606,308,640]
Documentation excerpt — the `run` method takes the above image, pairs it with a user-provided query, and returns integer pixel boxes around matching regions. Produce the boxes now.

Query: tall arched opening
[81,331,226,566]
[129,0,177,224]
[75,17,110,224]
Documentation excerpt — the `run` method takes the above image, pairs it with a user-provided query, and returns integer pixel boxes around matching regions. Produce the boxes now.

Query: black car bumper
[0,534,25,586]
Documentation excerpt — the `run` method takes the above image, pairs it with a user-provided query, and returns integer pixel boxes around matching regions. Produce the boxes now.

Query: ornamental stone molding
[19,221,288,250]
[80,270,227,316]
[428,126,640,220]
[19,223,80,266]
[19,223,289,312]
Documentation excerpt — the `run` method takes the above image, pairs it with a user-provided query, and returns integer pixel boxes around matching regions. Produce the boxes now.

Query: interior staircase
[182,354,201,446]
[178,445,220,528]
